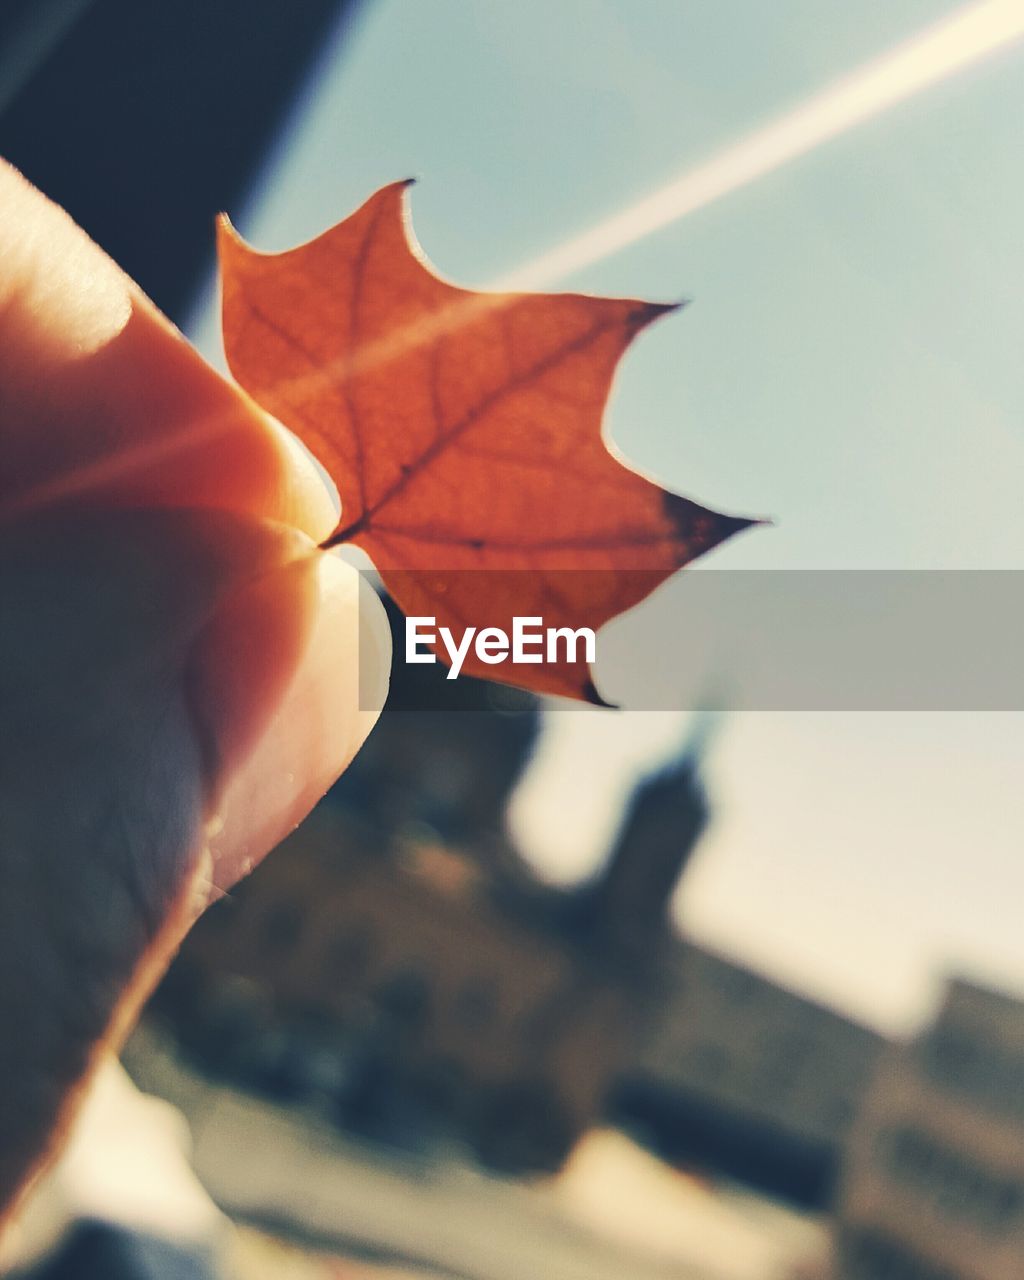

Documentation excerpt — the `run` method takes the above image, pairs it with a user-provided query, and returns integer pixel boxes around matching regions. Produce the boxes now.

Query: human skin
[0,160,390,1222]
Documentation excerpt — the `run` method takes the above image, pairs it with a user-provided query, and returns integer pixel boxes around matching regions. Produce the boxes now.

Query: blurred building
[836,978,1024,1279]
[162,803,638,1174]
[147,611,883,1202]
[614,944,883,1208]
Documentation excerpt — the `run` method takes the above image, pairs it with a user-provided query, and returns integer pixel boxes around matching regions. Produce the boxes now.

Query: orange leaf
[219,183,753,702]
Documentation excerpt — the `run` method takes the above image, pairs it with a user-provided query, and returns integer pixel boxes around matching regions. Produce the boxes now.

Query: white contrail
[492,0,1024,292]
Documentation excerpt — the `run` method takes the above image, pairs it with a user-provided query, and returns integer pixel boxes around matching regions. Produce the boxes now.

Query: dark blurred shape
[0,0,363,323]
[610,1079,837,1209]
[472,1083,577,1176]
[0,1,92,115]
[16,1221,217,1280]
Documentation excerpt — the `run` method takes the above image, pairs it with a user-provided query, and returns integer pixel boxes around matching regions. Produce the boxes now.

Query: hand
[0,160,390,1221]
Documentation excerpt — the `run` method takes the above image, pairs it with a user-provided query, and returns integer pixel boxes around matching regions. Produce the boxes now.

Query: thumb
[0,505,389,1221]
[0,156,392,1221]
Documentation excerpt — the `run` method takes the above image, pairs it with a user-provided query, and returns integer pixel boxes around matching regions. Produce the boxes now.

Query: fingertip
[261,412,341,544]
[0,158,132,369]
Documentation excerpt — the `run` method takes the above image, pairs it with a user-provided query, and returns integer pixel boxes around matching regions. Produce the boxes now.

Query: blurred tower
[585,718,714,962]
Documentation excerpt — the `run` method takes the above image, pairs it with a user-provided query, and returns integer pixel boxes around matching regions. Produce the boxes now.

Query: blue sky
[190,0,1024,1031]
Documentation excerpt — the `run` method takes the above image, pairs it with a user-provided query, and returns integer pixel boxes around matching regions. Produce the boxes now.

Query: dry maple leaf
[219,182,753,702]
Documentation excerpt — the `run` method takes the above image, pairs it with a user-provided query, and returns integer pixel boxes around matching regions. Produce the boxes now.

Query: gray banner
[360,571,1024,711]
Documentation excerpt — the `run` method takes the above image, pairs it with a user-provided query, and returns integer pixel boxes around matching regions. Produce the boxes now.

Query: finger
[0,506,387,1220]
[0,158,337,540]
[191,551,390,891]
